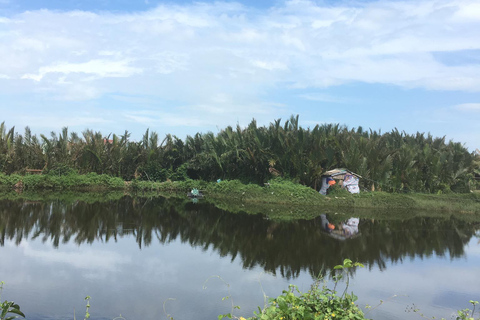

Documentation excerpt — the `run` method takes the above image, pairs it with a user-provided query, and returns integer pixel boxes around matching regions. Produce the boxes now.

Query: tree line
[0,115,478,193]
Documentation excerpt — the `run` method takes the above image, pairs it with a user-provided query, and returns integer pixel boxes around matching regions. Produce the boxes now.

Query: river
[0,195,479,320]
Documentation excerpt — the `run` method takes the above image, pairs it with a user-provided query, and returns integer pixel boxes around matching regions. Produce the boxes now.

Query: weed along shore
[1,173,479,215]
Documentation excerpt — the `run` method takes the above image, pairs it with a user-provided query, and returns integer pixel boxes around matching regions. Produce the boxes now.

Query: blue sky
[0,0,479,150]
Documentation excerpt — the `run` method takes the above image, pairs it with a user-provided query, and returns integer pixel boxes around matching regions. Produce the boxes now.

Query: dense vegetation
[1,116,478,193]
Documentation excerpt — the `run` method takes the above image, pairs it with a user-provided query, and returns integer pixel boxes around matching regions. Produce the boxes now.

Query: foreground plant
[0,282,25,320]
[226,259,368,320]
[455,300,479,320]
[407,300,479,320]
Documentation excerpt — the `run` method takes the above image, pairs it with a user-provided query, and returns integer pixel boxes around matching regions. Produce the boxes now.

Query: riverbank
[0,173,479,214]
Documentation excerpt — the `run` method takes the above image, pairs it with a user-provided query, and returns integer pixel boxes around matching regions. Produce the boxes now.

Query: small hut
[319,168,361,195]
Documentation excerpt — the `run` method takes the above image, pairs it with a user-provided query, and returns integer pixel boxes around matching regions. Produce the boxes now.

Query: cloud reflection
[18,240,131,272]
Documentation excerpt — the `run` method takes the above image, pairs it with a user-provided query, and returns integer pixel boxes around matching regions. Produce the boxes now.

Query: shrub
[227,259,368,320]
[47,164,77,176]
[249,282,367,320]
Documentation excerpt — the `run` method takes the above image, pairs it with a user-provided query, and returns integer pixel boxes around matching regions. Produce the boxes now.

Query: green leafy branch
[0,282,25,320]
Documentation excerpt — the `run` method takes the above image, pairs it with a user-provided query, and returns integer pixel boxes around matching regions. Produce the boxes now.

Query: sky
[0,0,479,150]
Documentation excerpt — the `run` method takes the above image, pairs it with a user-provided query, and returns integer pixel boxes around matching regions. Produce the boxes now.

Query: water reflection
[320,214,360,240]
[1,196,478,280]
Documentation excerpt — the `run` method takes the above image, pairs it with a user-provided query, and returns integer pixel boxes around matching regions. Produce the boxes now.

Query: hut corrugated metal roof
[323,168,362,178]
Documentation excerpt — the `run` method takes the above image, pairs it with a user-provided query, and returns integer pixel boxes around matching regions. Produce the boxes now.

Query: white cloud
[452,2,480,20]
[454,103,480,111]
[252,60,288,71]
[22,59,142,81]
[0,0,479,141]
[0,0,478,93]
[124,100,286,129]
[15,115,111,128]
[19,240,131,271]
[298,93,347,103]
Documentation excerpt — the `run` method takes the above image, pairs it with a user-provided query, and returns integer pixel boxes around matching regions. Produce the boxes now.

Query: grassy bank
[0,173,479,214]
[0,189,128,203]
[0,172,125,191]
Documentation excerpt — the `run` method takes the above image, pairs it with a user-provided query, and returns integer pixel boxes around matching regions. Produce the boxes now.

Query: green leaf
[343,259,353,267]
[7,309,25,317]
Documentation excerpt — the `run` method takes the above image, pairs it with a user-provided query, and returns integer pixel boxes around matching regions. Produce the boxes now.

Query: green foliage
[0,172,124,191]
[82,296,91,320]
[208,179,259,195]
[0,174,20,188]
[326,185,351,197]
[203,178,324,205]
[0,116,477,194]
[0,175,478,213]
[356,192,415,210]
[0,282,25,320]
[455,300,479,320]
[214,260,478,320]
[219,259,367,320]
[47,163,77,176]
[170,163,189,181]
[138,162,169,181]
[249,283,365,320]
[0,190,127,203]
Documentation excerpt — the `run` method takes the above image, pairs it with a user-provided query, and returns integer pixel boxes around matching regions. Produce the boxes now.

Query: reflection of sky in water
[353,237,480,320]
[1,235,479,320]
[2,237,302,320]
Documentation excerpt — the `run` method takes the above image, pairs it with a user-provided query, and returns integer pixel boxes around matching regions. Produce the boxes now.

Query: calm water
[0,196,479,320]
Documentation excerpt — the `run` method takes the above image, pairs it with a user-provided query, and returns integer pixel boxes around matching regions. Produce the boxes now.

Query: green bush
[0,174,20,188]
[248,282,366,320]
[326,185,351,197]
[229,259,368,320]
[46,164,77,176]
[169,163,189,181]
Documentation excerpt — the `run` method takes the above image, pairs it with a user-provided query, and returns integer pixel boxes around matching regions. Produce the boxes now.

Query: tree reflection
[0,197,478,279]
